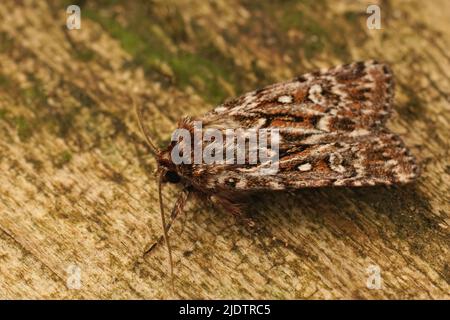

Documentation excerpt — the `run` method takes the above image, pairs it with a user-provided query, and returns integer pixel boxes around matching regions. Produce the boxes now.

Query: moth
[136,60,419,285]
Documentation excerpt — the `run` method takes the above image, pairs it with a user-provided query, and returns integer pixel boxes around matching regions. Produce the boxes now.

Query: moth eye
[165,171,181,184]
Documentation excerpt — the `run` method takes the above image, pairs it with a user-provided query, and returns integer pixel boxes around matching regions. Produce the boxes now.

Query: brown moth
[136,60,419,284]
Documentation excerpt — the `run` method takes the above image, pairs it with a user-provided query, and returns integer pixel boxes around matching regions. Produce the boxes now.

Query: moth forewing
[189,60,418,192]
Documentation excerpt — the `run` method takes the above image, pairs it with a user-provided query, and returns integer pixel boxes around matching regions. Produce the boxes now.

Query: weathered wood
[0,0,448,299]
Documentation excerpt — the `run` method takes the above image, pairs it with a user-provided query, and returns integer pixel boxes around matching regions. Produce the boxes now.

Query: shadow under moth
[135,60,419,286]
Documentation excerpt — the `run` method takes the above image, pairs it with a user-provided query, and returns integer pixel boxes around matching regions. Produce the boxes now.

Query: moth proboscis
[135,60,419,288]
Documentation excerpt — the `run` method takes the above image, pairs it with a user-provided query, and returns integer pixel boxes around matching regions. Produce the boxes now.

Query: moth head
[155,148,181,184]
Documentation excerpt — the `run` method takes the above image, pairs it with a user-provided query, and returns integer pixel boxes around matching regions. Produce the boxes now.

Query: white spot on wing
[308,84,323,104]
[386,159,398,167]
[277,95,293,103]
[316,116,331,132]
[298,163,312,171]
[349,129,370,137]
[214,106,227,113]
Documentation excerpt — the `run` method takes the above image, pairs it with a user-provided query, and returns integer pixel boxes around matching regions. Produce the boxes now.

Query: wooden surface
[0,0,448,299]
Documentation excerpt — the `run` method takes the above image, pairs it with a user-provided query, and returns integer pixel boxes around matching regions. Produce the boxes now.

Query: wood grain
[0,0,448,299]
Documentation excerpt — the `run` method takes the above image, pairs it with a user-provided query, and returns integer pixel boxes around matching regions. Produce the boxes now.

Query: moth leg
[178,202,189,236]
[209,194,257,229]
[144,188,191,256]
[210,194,244,216]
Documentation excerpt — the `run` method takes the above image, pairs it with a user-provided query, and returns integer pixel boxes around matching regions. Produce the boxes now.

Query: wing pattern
[176,61,418,192]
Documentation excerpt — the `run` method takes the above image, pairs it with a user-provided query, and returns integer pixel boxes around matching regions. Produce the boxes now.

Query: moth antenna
[158,170,175,291]
[145,189,191,255]
[134,96,160,156]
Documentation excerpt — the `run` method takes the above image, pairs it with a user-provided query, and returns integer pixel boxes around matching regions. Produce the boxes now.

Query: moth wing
[200,60,394,132]
[192,131,418,191]
[187,61,418,191]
